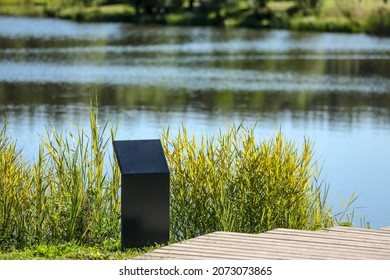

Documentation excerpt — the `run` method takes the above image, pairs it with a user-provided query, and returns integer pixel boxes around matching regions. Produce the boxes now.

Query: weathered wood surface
[135,226,390,260]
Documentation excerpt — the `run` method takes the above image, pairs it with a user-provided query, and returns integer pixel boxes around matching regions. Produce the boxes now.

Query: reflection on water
[0,16,390,228]
[1,83,389,125]
[1,63,389,93]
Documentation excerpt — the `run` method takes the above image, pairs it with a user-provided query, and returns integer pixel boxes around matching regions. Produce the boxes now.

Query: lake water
[0,16,389,228]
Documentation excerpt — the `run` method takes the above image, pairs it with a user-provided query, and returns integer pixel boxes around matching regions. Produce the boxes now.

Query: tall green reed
[0,104,121,250]
[162,123,335,242]
[0,121,31,247]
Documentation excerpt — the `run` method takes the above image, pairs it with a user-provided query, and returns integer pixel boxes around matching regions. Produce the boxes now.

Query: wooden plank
[201,233,390,259]
[212,231,390,250]
[325,226,390,237]
[135,226,390,260]
[139,240,329,260]
[138,240,386,260]
[175,237,383,259]
[219,228,390,242]
[136,247,250,260]
[264,228,390,244]
[378,226,390,232]
[197,233,390,255]
[136,252,215,260]
[158,241,355,259]
[150,244,283,259]
[261,230,390,248]
[270,227,390,238]
[138,231,390,260]
[201,231,390,253]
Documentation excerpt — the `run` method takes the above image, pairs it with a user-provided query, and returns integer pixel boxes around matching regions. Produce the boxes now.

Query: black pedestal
[113,139,170,249]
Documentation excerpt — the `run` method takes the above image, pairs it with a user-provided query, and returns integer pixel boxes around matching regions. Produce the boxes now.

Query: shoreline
[0,2,388,36]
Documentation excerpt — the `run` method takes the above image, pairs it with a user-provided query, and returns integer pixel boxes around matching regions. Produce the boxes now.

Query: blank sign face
[113,139,169,175]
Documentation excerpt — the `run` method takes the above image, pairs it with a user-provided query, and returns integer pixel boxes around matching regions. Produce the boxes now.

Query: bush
[270,11,291,29]
[165,12,211,26]
[162,123,334,242]
[365,8,390,36]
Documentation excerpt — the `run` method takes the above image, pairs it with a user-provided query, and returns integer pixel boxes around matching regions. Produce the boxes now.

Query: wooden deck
[136,226,390,259]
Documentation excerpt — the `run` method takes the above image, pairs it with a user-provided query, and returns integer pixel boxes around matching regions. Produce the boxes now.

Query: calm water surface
[1,16,390,228]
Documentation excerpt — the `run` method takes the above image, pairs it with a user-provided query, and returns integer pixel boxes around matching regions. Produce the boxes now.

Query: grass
[0,102,364,258]
[57,4,136,22]
[290,16,361,33]
[268,1,296,12]
[0,243,155,260]
[320,0,387,19]
[162,122,334,241]
[0,101,121,251]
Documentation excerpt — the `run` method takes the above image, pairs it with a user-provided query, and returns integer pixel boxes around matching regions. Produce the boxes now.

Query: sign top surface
[113,139,169,175]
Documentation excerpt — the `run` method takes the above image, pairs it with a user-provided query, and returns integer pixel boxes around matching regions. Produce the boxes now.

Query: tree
[257,0,267,8]
[129,0,142,15]
[246,0,269,14]
[189,0,195,10]
[197,0,228,19]
[295,0,321,10]
[246,0,268,10]
[126,0,166,15]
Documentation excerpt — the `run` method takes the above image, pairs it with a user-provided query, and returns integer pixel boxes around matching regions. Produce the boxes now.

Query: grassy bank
[0,1,388,35]
[0,102,362,259]
[290,0,390,34]
[0,243,153,260]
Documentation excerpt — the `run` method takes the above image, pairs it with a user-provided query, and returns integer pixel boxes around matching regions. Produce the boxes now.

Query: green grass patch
[0,243,154,260]
[59,4,136,22]
[290,16,362,33]
[0,4,45,17]
[268,1,296,12]
[0,0,63,17]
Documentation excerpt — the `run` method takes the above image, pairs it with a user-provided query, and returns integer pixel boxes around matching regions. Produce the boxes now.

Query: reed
[162,123,334,241]
[0,121,31,248]
[0,103,121,250]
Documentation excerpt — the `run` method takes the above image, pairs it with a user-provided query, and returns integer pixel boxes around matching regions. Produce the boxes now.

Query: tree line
[62,0,321,15]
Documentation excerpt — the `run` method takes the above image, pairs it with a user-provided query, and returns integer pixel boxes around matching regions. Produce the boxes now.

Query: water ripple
[1,62,388,94]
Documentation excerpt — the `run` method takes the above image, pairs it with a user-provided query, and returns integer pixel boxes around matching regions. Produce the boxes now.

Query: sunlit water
[1,16,389,228]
